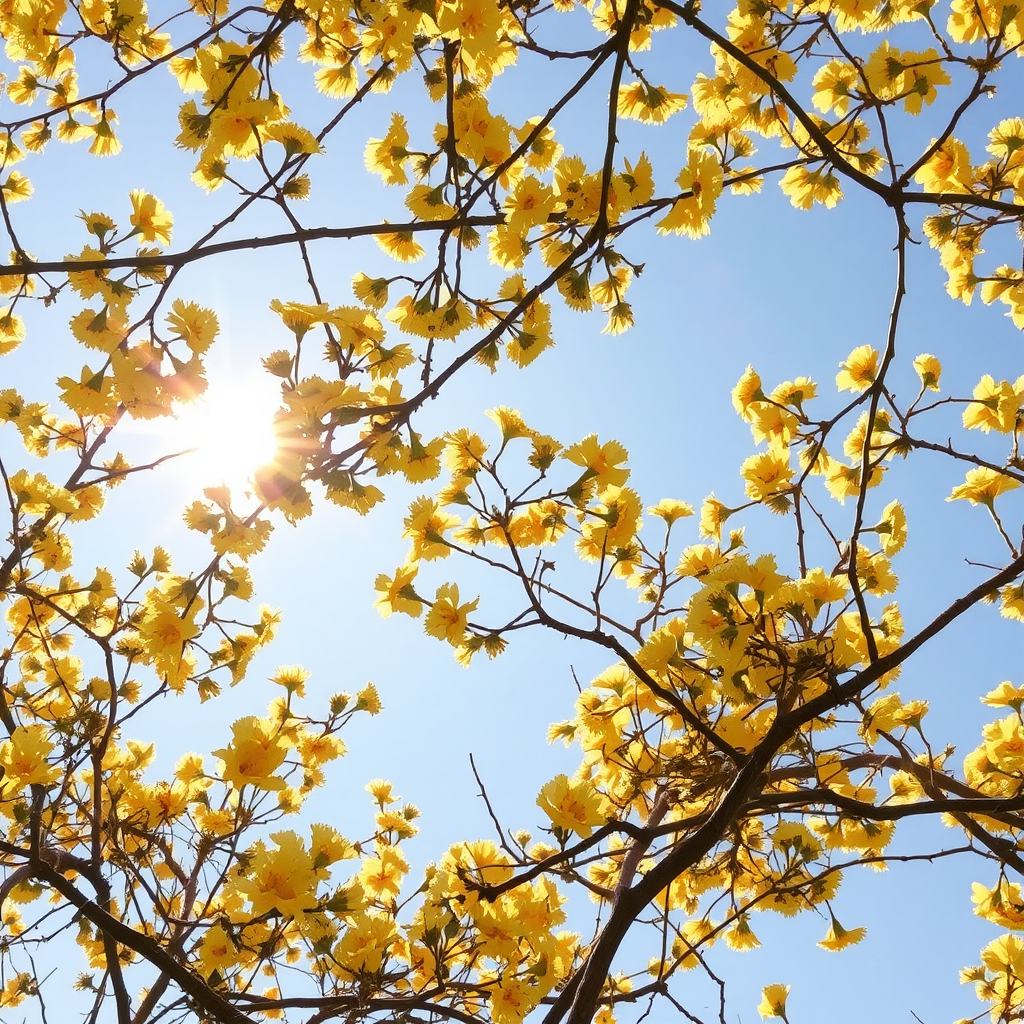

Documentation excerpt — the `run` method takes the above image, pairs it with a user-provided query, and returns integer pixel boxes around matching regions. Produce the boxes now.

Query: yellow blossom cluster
[0,0,1023,1022]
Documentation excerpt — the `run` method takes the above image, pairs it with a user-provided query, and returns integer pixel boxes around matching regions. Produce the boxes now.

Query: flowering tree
[0,0,1023,1022]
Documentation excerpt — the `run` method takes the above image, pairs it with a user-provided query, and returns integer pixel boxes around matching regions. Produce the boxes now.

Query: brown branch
[658,0,1024,220]
[660,0,894,202]
[544,551,1024,1024]
[847,201,909,664]
[747,787,1024,823]
[0,216,504,276]
[32,864,256,1024]
[802,550,1024,721]
[224,988,482,1024]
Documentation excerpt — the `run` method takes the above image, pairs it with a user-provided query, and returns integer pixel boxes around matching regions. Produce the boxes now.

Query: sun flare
[165,378,281,496]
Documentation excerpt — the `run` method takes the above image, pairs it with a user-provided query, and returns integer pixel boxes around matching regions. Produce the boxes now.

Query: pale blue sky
[1,8,1023,1023]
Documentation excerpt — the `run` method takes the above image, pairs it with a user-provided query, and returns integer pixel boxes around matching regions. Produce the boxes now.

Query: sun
[164,376,282,497]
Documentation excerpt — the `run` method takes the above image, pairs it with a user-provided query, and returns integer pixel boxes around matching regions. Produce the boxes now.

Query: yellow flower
[0,308,26,355]
[356,683,383,715]
[129,190,173,246]
[972,880,1024,930]
[1001,584,1024,622]
[165,299,218,354]
[912,353,941,390]
[647,497,695,525]
[358,845,408,901]
[723,914,760,951]
[817,916,866,951]
[486,406,532,440]
[352,273,390,309]
[233,831,318,920]
[332,911,396,975]
[134,594,202,690]
[962,374,1023,433]
[489,976,542,1024]
[402,497,460,561]
[981,934,1024,975]
[770,376,817,408]
[194,805,236,836]
[740,449,793,504]
[213,716,290,792]
[982,681,1024,711]
[656,148,723,238]
[835,344,878,392]
[616,80,688,123]
[374,564,423,618]
[0,973,35,1008]
[136,597,199,648]
[621,152,655,207]
[825,460,885,502]
[269,665,310,697]
[732,365,764,420]
[488,224,529,269]
[854,545,898,595]
[404,184,456,221]
[861,691,905,745]
[515,117,563,172]
[901,49,950,115]
[400,432,444,483]
[699,495,732,540]
[375,230,424,262]
[208,100,277,158]
[196,922,238,978]
[773,567,848,616]
[69,306,126,353]
[750,403,798,448]
[366,778,395,804]
[387,295,473,340]
[537,773,608,837]
[780,165,843,209]
[563,434,630,491]
[577,485,643,562]
[1,171,32,204]
[947,467,1021,506]
[424,582,478,646]
[262,121,322,157]
[310,823,356,871]
[863,40,907,101]
[914,136,972,193]
[676,542,728,578]
[875,500,907,556]
[270,299,330,338]
[757,983,790,1019]
[299,730,345,769]
[316,64,357,99]
[88,109,122,156]
[813,59,857,116]
[503,175,555,234]
[988,117,1024,160]
[0,725,60,795]
[982,714,1024,773]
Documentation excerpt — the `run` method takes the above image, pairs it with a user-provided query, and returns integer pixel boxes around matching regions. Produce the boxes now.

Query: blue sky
[2,6,1024,1022]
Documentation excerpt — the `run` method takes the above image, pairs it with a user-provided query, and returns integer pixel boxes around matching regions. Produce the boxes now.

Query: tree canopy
[0,0,1022,1022]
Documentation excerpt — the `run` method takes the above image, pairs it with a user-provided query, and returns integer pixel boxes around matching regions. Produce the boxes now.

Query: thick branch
[0,216,504,277]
